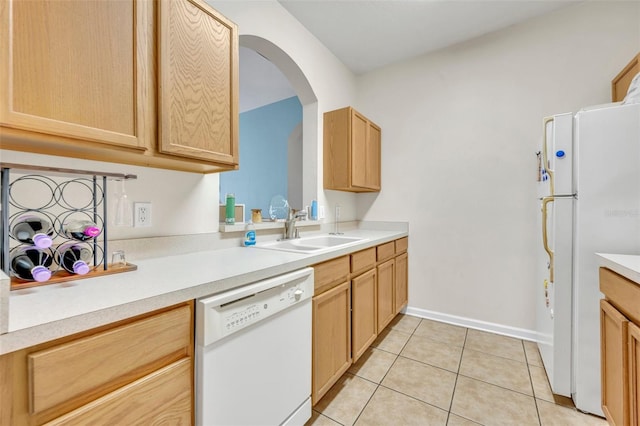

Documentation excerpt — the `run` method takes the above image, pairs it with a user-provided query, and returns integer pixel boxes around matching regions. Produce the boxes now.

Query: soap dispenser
[243,221,256,246]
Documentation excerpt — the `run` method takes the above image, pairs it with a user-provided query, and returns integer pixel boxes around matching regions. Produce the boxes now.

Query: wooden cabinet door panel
[312,281,351,405]
[0,0,150,149]
[612,53,639,102]
[377,259,395,332]
[159,0,238,164]
[352,269,377,362]
[314,256,350,295]
[366,123,381,190]
[28,304,192,415]
[351,248,376,277]
[601,299,630,426]
[351,110,369,188]
[45,359,192,426]
[395,252,408,313]
[630,322,640,426]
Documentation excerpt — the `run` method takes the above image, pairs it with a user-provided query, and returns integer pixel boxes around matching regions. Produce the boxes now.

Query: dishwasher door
[196,268,313,426]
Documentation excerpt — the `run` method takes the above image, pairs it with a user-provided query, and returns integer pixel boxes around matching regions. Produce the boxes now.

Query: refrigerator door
[572,103,640,416]
[537,113,574,397]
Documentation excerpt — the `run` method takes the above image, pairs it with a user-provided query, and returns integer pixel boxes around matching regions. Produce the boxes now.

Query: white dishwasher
[195,267,314,426]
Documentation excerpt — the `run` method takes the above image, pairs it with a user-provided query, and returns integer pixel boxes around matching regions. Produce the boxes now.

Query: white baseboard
[404,306,538,342]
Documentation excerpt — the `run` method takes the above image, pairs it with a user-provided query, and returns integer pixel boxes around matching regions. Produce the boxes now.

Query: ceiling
[240,0,580,112]
[278,0,579,75]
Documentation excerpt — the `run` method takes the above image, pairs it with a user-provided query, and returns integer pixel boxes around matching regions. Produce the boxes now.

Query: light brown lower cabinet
[377,258,395,332]
[312,280,352,405]
[352,268,377,363]
[312,237,409,405]
[629,322,640,426]
[601,299,630,426]
[45,359,192,425]
[0,302,194,425]
[395,251,409,313]
[600,267,640,426]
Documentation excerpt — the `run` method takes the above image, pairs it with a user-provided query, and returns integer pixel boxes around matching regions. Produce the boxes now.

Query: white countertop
[597,253,640,284]
[0,227,407,355]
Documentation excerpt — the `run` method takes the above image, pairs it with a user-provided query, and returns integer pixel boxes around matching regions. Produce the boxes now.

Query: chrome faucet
[283,208,307,240]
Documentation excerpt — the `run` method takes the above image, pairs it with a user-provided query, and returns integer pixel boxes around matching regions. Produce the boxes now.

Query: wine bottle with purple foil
[54,243,92,275]
[10,246,55,282]
[10,214,54,248]
[62,219,101,241]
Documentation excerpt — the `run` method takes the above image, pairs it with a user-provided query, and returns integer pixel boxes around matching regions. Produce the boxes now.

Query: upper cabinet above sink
[323,107,381,192]
[0,0,238,173]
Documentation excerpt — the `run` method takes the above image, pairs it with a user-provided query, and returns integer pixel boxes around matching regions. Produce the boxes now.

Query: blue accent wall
[220,96,302,222]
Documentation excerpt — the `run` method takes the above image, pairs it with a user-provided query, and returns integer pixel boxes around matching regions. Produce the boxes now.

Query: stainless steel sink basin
[256,235,365,254]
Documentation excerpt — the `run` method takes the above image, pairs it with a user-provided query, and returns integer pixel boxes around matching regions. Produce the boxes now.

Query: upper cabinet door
[0,0,150,149]
[324,107,381,192]
[367,122,381,190]
[158,0,239,165]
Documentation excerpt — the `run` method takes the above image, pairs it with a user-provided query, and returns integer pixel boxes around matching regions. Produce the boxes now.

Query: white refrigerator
[536,102,640,416]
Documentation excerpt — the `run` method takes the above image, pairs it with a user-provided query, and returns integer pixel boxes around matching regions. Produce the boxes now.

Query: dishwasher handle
[199,267,314,308]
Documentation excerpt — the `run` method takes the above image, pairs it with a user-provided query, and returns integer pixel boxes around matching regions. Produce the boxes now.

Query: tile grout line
[445,326,469,425]
[523,341,544,426]
[350,318,421,425]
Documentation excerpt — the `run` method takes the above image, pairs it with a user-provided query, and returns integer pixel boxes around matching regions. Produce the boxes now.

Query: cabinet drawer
[351,248,376,276]
[377,242,395,262]
[28,304,192,415]
[45,358,192,425]
[600,267,640,324]
[314,256,350,295]
[395,237,408,254]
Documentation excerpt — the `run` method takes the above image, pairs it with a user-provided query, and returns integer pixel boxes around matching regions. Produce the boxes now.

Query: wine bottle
[55,243,92,275]
[62,220,101,241]
[10,247,54,282]
[11,214,54,248]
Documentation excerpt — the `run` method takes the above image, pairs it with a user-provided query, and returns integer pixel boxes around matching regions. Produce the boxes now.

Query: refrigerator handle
[541,196,554,283]
[542,116,555,195]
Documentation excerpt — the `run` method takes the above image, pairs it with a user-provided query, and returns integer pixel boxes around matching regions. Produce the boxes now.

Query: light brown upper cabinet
[0,0,239,173]
[612,53,639,102]
[324,107,381,192]
[0,0,151,150]
[158,0,238,165]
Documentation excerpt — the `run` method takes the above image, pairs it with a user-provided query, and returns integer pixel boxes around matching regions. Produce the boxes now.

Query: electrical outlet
[318,205,325,219]
[134,202,152,228]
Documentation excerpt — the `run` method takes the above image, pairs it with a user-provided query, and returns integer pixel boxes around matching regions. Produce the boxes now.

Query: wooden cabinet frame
[0,0,239,173]
[312,238,409,405]
[324,106,381,192]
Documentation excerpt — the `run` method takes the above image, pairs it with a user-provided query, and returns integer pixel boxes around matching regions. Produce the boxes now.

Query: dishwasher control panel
[197,268,314,346]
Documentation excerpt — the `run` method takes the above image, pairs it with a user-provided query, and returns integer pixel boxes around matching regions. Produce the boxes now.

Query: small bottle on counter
[243,221,256,246]
[55,243,93,275]
[10,246,55,282]
[62,219,101,241]
[10,213,54,248]
[225,193,236,224]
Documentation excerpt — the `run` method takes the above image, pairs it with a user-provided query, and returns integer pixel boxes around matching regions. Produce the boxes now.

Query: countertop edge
[597,253,640,284]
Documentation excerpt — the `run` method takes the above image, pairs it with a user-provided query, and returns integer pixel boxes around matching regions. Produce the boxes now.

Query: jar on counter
[251,209,262,223]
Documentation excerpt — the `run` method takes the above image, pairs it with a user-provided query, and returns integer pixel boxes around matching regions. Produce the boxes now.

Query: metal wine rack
[0,163,137,289]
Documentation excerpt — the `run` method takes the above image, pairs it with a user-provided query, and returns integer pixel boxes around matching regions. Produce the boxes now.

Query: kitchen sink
[255,235,365,254]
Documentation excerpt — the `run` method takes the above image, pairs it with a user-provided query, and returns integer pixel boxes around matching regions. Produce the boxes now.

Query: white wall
[355,1,640,331]
[0,150,220,240]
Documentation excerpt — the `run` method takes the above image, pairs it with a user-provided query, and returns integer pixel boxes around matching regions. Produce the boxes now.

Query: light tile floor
[307,314,609,426]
